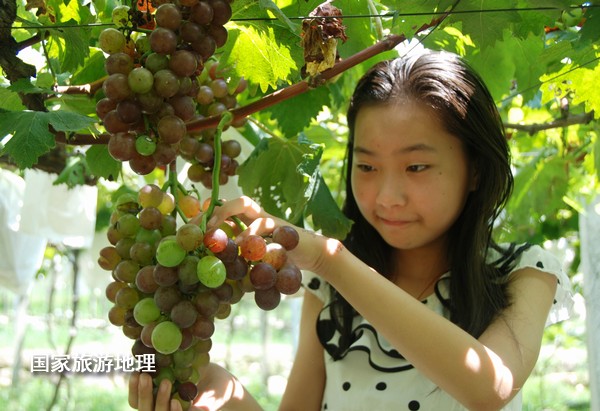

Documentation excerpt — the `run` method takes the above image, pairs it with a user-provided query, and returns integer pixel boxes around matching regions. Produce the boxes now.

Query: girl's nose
[376,174,407,209]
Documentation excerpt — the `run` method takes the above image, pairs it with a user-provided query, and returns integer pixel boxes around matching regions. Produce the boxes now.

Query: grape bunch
[96,0,245,178]
[98,184,302,408]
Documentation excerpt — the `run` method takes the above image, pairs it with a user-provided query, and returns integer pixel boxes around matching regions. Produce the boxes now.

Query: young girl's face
[351,102,477,253]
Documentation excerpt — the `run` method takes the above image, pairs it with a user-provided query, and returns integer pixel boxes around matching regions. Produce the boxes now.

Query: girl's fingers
[136,373,155,411]
[129,372,140,409]
[235,217,278,243]
[155,378,173,411]
[208,196,265,228]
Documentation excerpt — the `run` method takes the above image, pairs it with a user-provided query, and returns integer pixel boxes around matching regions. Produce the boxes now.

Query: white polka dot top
[302,244,574,411]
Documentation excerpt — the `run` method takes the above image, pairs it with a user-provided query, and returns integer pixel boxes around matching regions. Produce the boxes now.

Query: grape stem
[200,111,234,233]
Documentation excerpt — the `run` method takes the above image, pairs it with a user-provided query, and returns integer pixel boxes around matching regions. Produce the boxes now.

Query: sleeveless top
[302,244,574,411]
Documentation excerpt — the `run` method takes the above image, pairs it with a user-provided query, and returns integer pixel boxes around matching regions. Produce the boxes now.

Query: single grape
[261,242,287,270]
[272,226,300,250]
[239,234,267,261]
[105,52,134,75]
[178,195,202,218]
[157,114,187,144]
[135,135,157,156]
[151,321,183,355]
[135,265,159,294]
[128,67,154,94]
[254,287,281,311]
[99,28,126,54]
[275,263,302,295]
[133,297,161,326]
[138,184,163,208]
[154,3,182,30]
[98,246,122,270]
[197,255,226,288]
[154,285,182,312]
[154,264,180,287]
[178,381,199,402]
[203,227,228,253]
[149,27,178,55]
[249,262,276,290]
[176,223,204,251]
[156,236,187,267]
[170,300,198,328]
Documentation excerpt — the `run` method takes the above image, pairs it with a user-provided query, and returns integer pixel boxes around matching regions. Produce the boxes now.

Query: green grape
[151,321,183,355]
[128,67,155,94]
[138,184,163,208]
[197,255,226,288]
[133,297,161,326]
[136,135,157,156]
[156,236,187,267]
[99,28,126,54]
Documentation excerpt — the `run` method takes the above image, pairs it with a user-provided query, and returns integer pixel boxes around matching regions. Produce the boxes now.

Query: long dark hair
[331,50,518,345]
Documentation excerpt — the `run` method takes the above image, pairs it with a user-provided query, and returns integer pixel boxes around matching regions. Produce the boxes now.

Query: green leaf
[0,87,26,111]
[456,0,521,50]
[237,136,322,223]
[85,145,121,181]
[8,79,53,94]
[305,173,353,239]
[266,85,331,137]
[54,155,90,187]
[579,5,600,46]
[70,49,107,86]
[221,23,300,92]
[258,0,298,33]
[0,111,96,169]
[0,112,57,169]
[51,21,92,72]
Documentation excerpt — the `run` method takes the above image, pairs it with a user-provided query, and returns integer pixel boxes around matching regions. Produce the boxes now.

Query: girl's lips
[378,216,413,226]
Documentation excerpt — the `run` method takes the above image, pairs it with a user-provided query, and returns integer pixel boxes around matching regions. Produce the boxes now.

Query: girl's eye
[407,164,428,172]
[356,164,374,172]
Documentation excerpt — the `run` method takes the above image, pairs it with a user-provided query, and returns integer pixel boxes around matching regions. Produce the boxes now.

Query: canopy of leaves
[0,0,598,247]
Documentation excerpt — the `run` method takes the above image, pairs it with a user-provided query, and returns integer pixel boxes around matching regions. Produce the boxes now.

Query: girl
[129,50,573,411]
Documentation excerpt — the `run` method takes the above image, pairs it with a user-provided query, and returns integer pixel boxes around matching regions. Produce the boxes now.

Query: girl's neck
[391,245,449,299]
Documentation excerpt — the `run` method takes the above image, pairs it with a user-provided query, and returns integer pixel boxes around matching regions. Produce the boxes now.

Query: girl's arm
[320,245,556,411]
[279,291,326,411]
[207,196,557,410]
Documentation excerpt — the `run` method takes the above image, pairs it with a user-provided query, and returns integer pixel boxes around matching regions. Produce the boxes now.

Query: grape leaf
[54,155,90,188]
[305,173,352,239]
[221,23,301,92]
[0,87,26,111]
[579,5,600,46]
[457,0,521,50]
[237,136,322,223]
[7,79,54,94]
[0,111,96,169]
[85,145,121,181]
[266,85,331,137]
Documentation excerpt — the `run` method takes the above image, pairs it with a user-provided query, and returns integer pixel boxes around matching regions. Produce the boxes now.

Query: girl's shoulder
[490,243,574,326]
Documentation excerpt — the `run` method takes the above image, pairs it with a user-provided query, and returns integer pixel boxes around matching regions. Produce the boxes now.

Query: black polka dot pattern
[308,277,321,290]
[408,400,421,410]
[342,382,351,391]
[317,318,336,341]
[375,382,387,391]
[536,261,544,269]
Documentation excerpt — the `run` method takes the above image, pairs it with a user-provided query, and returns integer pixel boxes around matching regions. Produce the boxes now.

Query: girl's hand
[128,372,182,411]
[207,196,343,275]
